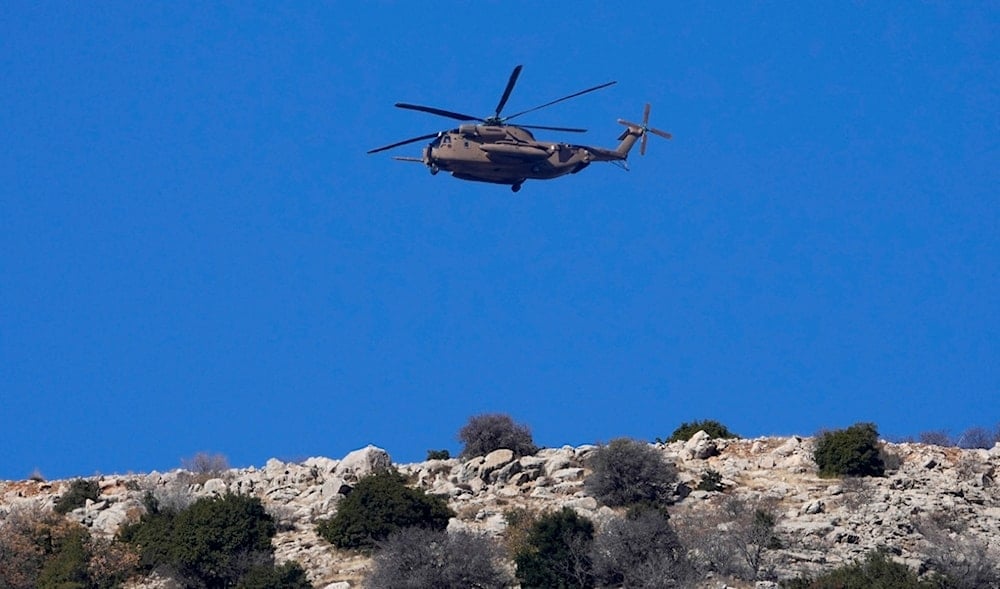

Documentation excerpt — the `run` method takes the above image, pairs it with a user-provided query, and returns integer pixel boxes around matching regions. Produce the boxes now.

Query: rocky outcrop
[2,436,998,588]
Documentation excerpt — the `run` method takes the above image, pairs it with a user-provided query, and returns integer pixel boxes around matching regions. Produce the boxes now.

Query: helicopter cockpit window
[441,135,451,147]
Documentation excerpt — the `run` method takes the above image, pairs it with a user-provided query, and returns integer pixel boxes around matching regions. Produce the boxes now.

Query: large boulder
[685,430,719,460]
[334,445,392,482]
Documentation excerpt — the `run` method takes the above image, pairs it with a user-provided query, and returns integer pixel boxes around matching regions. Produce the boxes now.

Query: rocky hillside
[2,436,998,588]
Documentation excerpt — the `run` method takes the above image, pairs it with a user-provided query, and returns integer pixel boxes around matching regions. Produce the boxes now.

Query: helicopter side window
[441,135,451,147]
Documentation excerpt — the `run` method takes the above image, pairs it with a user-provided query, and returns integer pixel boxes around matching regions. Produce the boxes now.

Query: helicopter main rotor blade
[494,65,523,118]
[505,80,617,121]
[367,132,440,154]
[519,124,588,133]
[395,103,482,122]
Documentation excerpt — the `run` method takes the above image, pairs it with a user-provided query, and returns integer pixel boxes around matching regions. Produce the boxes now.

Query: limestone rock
[479,448,515,481]
[685,430,719,459]
[334,445,391,482]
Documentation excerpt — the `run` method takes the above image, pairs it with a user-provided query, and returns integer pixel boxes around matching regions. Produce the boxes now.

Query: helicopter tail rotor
[617,103,672,155]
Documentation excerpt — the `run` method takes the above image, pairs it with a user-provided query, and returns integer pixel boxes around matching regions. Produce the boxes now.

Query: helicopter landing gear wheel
[429,163,439,175]
[511,182,522,193]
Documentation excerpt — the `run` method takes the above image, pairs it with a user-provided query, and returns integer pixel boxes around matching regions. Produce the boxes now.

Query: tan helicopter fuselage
[422,124,640,187]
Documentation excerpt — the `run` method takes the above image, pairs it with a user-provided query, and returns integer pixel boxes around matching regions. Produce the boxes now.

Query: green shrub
[662,420,738,443]
[54,479,100,515]
[782,549,938,588]
[236,562,313,589]
[813,422,885,478]
[366,527,513,589]
[514,507,595,589]
[584,438,677,507]
[458,413,538,459]
[119,493,277,588]
[426,449,451,460]
[697,469,724,492]
[315,470,454,550]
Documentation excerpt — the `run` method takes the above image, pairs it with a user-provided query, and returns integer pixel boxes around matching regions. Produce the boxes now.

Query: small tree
[813,422,885,478]
[367,527,513,589]
[514,508,595,589]
[315,470,454,550]
[663,420,738,443]
[458,413,538,459]
[585,438,677,507]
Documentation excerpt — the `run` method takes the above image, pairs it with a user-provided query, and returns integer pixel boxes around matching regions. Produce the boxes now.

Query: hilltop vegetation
[1,416,998,588]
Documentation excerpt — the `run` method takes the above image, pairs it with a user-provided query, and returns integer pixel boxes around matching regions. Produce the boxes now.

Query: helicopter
[367,65,671,192]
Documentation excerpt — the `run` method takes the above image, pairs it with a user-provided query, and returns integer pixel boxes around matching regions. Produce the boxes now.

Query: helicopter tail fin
[615,103,672,157]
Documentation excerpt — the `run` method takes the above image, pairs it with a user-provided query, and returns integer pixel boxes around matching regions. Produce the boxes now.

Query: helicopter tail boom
[612,103,672,158]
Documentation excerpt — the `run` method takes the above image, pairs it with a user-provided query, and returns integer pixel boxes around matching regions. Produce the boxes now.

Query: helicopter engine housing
[458,124,507,140]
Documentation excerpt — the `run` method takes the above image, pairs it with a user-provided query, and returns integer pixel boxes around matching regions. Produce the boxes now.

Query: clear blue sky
[2,4,996,480]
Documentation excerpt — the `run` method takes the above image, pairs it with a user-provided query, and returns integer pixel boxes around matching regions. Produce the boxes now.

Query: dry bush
[838,476,876,511]
[502,506,541,559]
[591,507,695,588]
[676,495,782,582]
[0,504,53,589]
[0,504,137,589]
[957,427,994,449]
[87,536,141,586]
[458,413,538,459]
[367,527,513,589]
[584,438,677,508]
[181,451,231,484]
[916,512,1000,588]
[918,430,953,446]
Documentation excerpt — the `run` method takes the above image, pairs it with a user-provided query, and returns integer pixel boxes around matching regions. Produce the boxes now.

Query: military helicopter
[367,65,671,192]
